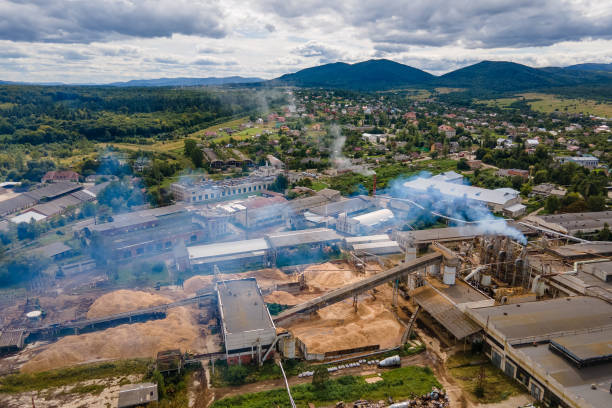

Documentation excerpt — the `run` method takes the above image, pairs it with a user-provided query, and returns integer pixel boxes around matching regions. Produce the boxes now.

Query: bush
[225,365,248,386]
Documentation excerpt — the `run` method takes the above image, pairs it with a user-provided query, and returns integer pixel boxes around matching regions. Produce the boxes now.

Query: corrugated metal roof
[412,286,482,339]
[403,177,518,206]
[351,209,394,227]
[266,228,341,248]
[187,238,269,259]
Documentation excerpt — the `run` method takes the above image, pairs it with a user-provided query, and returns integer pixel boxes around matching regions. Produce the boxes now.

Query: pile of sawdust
[21,307,200,373]
[265,291,303,306]
[287,299,403,355]
[183,268,293,295]
[183,275,215,295]
[86,290,172,319]
[304,263,360,291]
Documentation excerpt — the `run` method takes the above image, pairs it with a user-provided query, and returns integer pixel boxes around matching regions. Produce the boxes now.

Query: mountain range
[2,60,612,93]
[272,59,612,92]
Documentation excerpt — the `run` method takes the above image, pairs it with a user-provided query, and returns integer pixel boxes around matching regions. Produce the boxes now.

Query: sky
[1,0,612,83]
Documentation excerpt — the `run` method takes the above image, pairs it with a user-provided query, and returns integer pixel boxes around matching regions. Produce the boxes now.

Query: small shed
[117,383,158,408]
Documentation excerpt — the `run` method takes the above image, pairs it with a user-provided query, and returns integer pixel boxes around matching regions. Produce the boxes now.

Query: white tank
[429,263,440,276]
[405,247,417,262]
[378,355,400,367]
[481,274,492,286]
[443,266,456,285]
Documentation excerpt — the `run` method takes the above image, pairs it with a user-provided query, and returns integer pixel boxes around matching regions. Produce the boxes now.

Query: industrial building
[0,182,84,218]
[402,175,523,214]
[213,194,288,229]
[81,205,229,260]
[186,228,342,271]
[336,208,395,235]
[117,383,158,408]
[187,238,271,272]
[217,278,277,364]
[344,234,402,256]
[529,211,612,236]
[466,297,612,408]
[393,223,535,250]
[170,174,277,203]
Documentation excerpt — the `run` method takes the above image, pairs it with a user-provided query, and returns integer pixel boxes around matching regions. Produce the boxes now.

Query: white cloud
[0,0,610,82]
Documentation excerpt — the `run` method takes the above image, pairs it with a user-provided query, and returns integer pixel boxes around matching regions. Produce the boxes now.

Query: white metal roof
[352,209,394,227]
[187,238,269,259]
[403,177,519,205]
[344,234,390,244]
[10,211,47,224]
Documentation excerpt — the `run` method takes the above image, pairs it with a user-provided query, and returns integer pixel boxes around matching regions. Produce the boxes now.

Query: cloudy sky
[1,0,612,83]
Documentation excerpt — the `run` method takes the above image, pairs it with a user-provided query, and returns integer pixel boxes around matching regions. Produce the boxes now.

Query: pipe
[464,266,485,282]
[571,258,610,274]
[518,222,590,243]
[261,332,290,363]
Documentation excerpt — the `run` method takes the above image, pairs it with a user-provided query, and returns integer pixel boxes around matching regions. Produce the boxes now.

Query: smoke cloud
[387,172,527,244]
[329,124,375,176]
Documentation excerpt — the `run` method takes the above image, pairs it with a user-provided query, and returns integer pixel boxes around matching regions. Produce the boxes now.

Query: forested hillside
[0,86,277,145]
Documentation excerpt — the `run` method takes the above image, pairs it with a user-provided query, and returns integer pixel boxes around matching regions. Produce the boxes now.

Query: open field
[447,351,525,404]
[211,366,441,408]
[478,92,612,117]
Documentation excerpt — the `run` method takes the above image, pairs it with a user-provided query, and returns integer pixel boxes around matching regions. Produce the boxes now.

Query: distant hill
[433,61,611,92]
[273,59,435,90]
[273,59,612,93]
[108,76,263,87]
[564,63,612,72]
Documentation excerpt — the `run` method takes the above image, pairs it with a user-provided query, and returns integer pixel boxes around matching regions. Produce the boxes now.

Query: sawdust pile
[304,263,360,291]
[87,290,172,319]
[287,299,403,355]
[265,291,303,306]
[183,268,292,294]
[21,307,200,373]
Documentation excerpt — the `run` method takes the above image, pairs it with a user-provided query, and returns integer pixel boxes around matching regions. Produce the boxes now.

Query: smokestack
[372,173,377,196]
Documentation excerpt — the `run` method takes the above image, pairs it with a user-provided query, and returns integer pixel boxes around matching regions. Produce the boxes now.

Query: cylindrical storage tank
[26,310,42,321]
[388,403,410,408]
[443,265,456,285]
[481,274,492,286]
[428,263,440,276]
[378,355,400,367]
[405,247,417,262]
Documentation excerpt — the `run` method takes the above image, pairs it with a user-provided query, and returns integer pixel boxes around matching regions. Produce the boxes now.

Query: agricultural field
[478,92,612,117]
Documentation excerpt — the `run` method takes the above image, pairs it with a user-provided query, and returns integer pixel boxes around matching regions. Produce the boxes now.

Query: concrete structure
[530,183,567,198]
[467,297,612,408]
[555,155,599,169]
[217,278,276,364]
[403,176,521,213]
[9,211,47,224]
[118,383,158,407]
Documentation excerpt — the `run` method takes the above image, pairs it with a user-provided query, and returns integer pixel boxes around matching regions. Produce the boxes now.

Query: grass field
[447,351,524,404]
[212,366,441,408]
[478,93,612,117]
